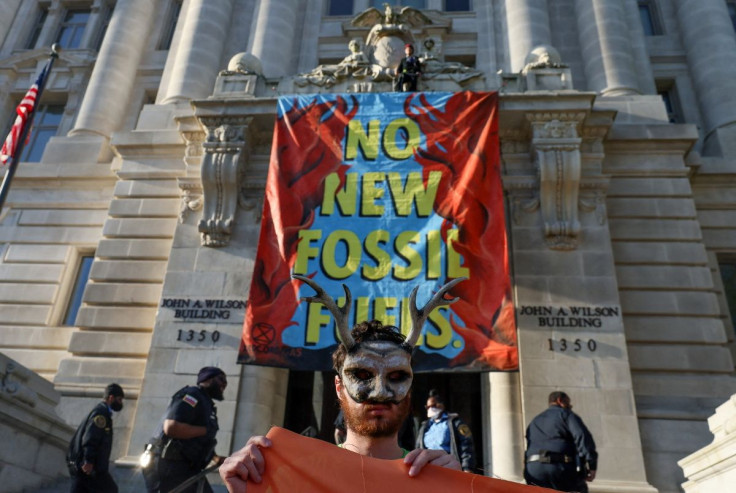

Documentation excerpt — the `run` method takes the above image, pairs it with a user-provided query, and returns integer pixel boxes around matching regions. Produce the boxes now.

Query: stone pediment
[0,48,93,71]
[0,48,94,94]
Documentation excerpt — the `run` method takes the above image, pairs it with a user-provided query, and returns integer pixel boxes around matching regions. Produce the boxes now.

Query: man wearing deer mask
[220,276,466,492]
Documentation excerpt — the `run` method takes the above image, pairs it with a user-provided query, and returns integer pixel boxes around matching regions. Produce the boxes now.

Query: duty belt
[527,451,575,464]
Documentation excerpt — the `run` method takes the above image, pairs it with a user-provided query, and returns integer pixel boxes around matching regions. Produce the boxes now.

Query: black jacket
[397,55,422,77]
[525,405,598,471]
[157,385,219,470]
[67,401,114,474]
[416,413,476,471]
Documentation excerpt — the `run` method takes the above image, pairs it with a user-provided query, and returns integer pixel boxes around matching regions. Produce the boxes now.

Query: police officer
[394,43,422,91]
[143,367,227,493]
[67,383,125,493]
[416,389,475,472]
[524,391,598,492]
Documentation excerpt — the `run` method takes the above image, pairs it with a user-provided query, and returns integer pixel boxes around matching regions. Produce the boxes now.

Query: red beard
[339,391,411,438]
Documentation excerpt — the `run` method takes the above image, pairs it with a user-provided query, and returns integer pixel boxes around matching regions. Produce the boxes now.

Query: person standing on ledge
[394,43,422,92]
[524,391,598,492]
[67,383,125,493]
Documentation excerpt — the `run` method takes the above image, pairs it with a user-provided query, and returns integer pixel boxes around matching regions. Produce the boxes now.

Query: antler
[405,277,467,349]
[292,274,354,350]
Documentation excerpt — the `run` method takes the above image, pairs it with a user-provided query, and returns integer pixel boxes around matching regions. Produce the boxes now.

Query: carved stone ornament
[289,5,481,92]
[1,361,38,407]
[530,115,584,250]
[177,178,203,224]
[579,177,610,226]
[197,119,252,247]
[503,175,540,225]
[499,45,574,93]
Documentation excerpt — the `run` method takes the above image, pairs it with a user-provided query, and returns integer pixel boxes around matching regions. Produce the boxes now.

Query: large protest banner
[240,91,517,372]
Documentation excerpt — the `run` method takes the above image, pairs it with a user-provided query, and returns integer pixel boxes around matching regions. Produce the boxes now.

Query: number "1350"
[548,338,597,352]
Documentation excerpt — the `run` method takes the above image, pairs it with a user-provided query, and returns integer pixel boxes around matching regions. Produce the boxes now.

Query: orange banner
[248,427,553,493]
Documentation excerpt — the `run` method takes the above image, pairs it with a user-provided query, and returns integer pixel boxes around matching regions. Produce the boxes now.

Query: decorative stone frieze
[528,113,585,250]
[197,117,253,247]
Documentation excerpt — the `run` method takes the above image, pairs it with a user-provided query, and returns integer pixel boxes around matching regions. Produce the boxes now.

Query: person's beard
[339,389,411,438]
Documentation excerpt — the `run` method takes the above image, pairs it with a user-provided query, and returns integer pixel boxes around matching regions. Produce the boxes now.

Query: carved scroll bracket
[529,114,585,250]
[197,117,253,247]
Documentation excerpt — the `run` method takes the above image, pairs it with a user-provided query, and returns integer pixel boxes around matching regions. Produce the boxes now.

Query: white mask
[427,406,442,419]
[339,340,413,404]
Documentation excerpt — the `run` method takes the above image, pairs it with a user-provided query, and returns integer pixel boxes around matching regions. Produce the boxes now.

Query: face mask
[427,406,441,419]
[110,400,123,412]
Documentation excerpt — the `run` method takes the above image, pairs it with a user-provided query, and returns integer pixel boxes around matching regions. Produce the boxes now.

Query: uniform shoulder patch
[458,424,472,437]
[93,415,107,429]
[182,394,198,407]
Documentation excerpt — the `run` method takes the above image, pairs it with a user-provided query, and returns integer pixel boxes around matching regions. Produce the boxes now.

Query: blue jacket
[416,413,476,471]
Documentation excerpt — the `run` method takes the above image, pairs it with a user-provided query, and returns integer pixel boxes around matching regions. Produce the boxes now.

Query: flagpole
[0,44,60,212]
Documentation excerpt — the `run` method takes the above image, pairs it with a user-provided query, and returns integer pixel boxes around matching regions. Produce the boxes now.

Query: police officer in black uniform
[394,43,422,92]
[524,391,598,492]
[143,367,227,493]
[67,383,125,493]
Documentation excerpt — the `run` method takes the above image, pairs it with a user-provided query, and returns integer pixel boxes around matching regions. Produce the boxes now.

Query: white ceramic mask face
[339,340,413,404]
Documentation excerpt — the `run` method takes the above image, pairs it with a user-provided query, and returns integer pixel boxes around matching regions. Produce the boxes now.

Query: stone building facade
[1,1,735,492]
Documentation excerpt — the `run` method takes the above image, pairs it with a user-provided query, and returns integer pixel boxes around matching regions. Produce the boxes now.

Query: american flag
[0,61,51,166]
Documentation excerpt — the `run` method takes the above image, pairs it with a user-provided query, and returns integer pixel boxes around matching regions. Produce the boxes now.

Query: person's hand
[81,462,94,475]
[403,449,461,477]
[219,436,272,493]
[586,470,596,482]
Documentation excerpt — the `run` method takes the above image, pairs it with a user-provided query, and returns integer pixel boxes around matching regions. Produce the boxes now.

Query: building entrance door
[282,371,484,472]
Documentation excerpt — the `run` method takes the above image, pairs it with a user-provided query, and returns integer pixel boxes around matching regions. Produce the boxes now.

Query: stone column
[248,0,298,78]
[505,0,552,72]
[231,366,289,450]
[674,0,736,155]
[574,0,640,95]
[160,0,234,103]
[68,0,159,138]
[622,0,656,95]
[486,372,524,482]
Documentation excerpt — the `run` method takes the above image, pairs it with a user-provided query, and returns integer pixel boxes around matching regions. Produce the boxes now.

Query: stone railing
[0,353,74,492]
[679,393,736,492]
